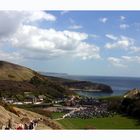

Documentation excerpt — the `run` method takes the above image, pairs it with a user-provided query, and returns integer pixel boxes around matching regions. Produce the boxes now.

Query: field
[56,115,140,129]
[51,112,65,119]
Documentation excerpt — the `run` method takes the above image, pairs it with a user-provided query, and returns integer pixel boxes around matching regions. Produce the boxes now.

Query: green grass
[57,115,140,129]
[51,112,65,119]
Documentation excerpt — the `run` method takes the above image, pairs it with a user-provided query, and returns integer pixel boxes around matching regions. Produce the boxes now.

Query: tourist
[24,123,29,130]
[16,124,24,130]
[29,121,34,130]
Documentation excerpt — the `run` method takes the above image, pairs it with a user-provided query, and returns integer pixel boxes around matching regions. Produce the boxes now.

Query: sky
[0,11,140,77]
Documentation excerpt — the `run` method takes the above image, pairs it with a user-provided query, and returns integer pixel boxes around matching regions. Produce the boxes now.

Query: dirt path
[54,118,64,121]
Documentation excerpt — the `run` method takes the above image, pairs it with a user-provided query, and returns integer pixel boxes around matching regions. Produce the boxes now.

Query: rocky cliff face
[124,88,140,99]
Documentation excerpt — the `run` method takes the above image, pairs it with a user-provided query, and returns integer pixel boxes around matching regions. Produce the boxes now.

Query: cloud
[9,25,100,60]
[26,11,56,22]
[108,57,126,67]
[105,34,118,40]
[60,11,69,15]
[120,16,126,21]
[105,36,135,50]
[0,50,23,63]
[68,18,83,30]
[0,11,56,39]
[120,24,129,29]
[68,24,83,30]
[105,35,140,54]
[89,34,99,39]
[75,42,100,60]
[130,46,140,52]
[99,17,108,23]
[0,11,23,39]
[108,56,140,67]
[0,11,101,61]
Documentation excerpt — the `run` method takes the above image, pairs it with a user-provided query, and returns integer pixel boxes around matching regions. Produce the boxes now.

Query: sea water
[60,75,140,98]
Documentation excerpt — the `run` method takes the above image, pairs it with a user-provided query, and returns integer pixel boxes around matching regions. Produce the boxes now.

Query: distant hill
[43,76,113,93]
[40,72,68,77]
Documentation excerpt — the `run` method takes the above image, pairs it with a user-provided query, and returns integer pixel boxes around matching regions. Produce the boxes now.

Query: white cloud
[9,24,100,60]
[0,11,101,61]
[108,57,126,67]
[75,42,100,60]
[0,11,56,39]
[0,11,23,38]
[130,46,140,52]
[105,34,118,40]
[120,16,126,21]
[0,50,23,63]
[60,11,69,15]
[120,24,129,29]
[108,55,140,67]
[105,36,135,50]
[68,24,83,30]
[26,11,56,22]
[105,35,140,54]
[99,17,108,23]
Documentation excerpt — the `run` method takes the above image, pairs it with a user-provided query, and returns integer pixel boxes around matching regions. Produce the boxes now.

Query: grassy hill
[0,101,61,129]
[0,61,36,81]
[0,60,112,101]
[0,61,73,100]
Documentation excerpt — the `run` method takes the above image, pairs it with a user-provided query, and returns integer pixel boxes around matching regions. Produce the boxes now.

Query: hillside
[0,61,72,100]
[0,61,113,101]
[124,88,140,99]
[0,102,61,129]
[0,61,36,81]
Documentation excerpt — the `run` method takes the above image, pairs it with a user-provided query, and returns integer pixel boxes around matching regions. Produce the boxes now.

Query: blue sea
[57,75,140,98]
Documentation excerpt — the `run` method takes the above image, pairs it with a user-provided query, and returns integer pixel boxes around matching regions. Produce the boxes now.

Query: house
[13,102,23,105]
[2,97,14,104]
[38,95,46,101]
[23,95,37,104]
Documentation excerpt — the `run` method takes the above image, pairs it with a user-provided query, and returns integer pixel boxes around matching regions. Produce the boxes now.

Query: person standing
[29,121,34,130]
[24,123,29,130]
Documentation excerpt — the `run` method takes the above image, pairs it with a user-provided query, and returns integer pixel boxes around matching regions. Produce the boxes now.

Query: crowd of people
[2,118,42,130]
[16,119,38,130]
[64,104,116,119]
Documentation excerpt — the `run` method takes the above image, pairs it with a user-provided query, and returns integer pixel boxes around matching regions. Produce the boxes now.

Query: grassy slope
[57,115,140,129]
[51,112,65,119]
[0,61,35,81]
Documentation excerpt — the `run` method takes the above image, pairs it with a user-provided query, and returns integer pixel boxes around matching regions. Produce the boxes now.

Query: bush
[8,74,15,78]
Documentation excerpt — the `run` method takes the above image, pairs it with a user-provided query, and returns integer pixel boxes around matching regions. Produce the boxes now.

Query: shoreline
[69,88,102,92]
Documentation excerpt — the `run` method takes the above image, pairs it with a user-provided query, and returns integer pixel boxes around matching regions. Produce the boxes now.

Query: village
[1,92,115,120]
[2,92,46,105]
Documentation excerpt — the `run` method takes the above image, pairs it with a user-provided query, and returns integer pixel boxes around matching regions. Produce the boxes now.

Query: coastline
[69,88,102,92]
